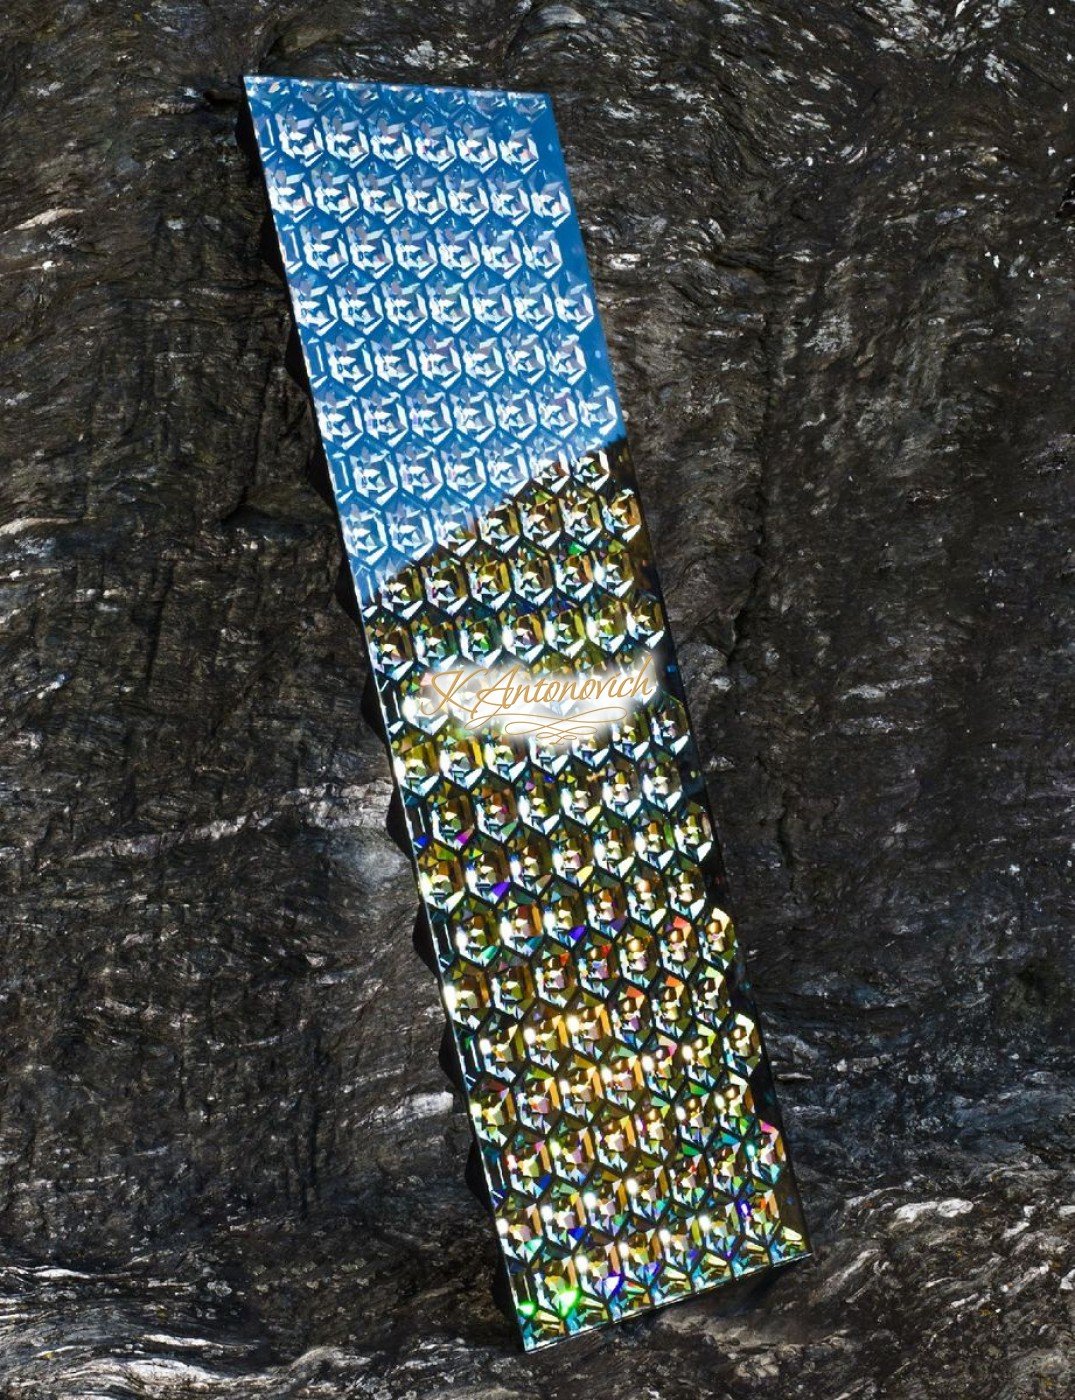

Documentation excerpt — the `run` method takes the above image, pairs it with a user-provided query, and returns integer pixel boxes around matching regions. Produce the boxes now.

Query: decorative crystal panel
[246,74,809,1350]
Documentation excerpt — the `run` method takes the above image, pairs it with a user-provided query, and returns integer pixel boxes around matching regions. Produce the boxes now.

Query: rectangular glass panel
[245,74,809,1351]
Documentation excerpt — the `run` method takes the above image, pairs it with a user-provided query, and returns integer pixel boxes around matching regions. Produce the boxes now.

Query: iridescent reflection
[247,76,808,1350]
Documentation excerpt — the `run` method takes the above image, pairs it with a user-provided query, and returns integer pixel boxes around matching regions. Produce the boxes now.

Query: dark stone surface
[1,2,1073,1395]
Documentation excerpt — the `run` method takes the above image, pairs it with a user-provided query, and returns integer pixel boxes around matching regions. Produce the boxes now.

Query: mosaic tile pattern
[246,75,809,1349]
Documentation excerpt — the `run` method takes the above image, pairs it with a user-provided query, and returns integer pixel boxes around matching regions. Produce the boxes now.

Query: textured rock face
[0,2,1072,1396]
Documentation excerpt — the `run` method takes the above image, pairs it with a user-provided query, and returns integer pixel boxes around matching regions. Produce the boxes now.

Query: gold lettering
[419,656,658,742]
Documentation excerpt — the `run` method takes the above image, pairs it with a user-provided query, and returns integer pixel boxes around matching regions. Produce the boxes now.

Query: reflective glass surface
[246,75,809,1350]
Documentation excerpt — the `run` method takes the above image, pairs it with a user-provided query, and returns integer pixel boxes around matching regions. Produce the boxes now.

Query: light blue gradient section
[245,76,626,602]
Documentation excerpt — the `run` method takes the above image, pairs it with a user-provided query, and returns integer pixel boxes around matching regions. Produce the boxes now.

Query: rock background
[1,2,1073,1396]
